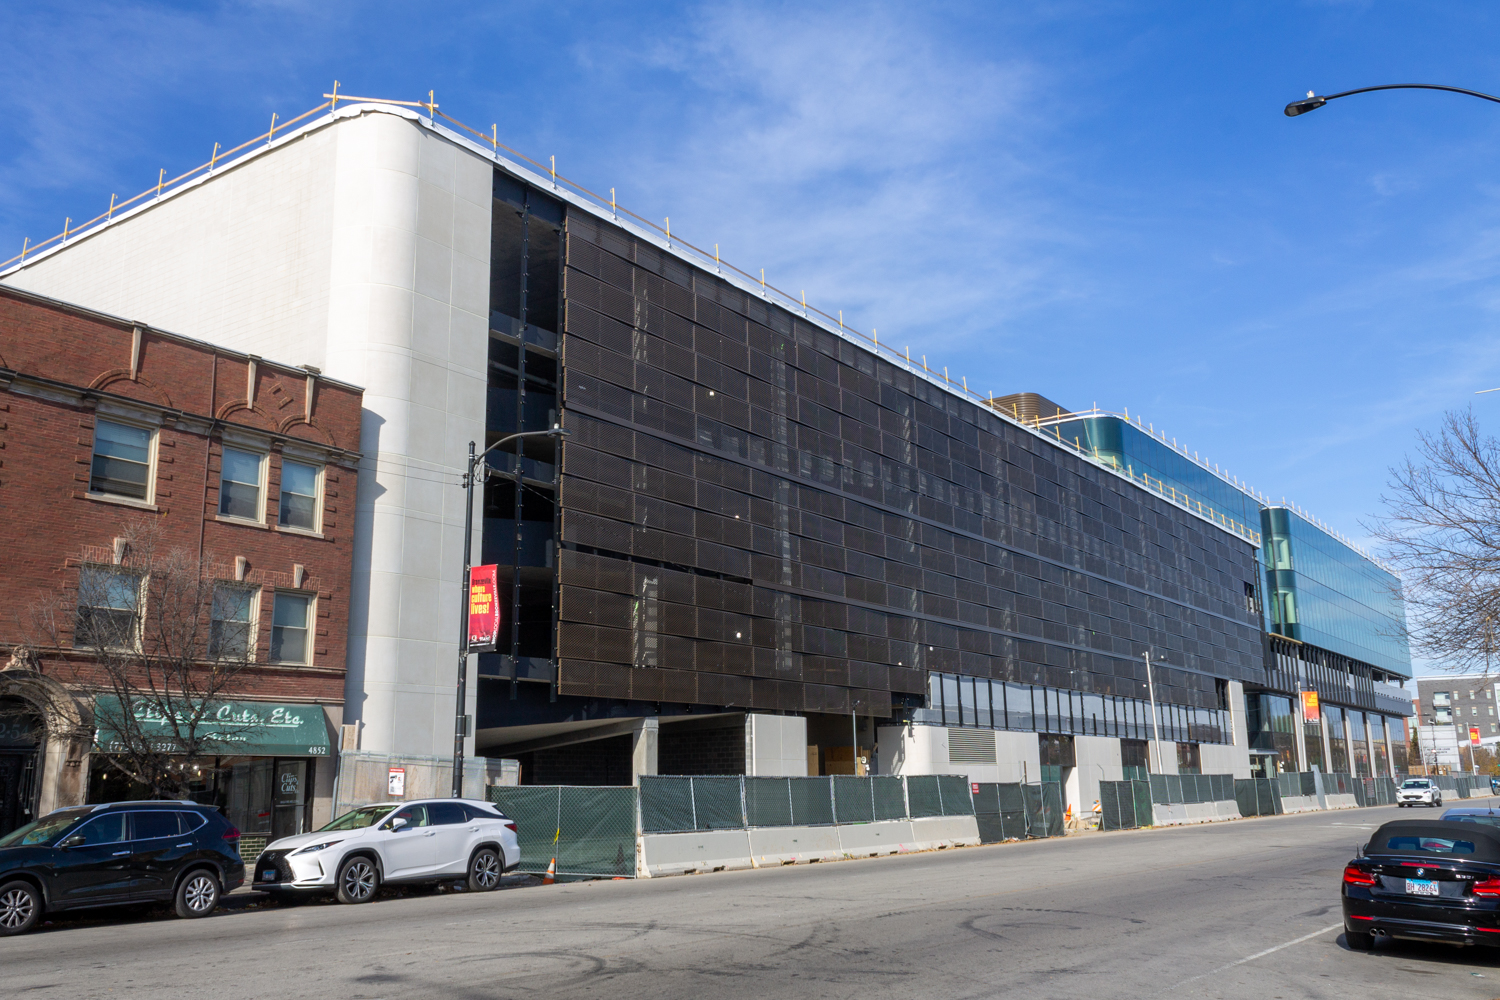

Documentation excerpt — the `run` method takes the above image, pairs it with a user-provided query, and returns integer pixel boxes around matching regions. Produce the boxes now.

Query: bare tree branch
[22,516,260,797]
[1376,408,1500,676]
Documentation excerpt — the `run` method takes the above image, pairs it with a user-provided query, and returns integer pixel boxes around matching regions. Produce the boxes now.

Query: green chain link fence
[487,785,637,879]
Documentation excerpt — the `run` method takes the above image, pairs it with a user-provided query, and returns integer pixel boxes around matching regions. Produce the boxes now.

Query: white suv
[1397,778,1442,808]
[254,799,520,903]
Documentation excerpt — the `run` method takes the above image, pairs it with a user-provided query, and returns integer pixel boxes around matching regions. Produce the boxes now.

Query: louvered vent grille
[947,728,997,764]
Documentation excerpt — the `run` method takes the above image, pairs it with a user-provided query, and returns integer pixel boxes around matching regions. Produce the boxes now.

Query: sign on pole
[1472,726,1483,747]
[1300,691,1321,724]
[467,564,501,653]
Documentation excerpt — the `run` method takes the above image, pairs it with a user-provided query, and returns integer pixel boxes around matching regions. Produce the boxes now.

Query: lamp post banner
[1301,691,1321,724]
[467,564,501,652]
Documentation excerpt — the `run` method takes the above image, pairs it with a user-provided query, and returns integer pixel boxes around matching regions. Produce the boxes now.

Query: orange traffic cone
[542,858,556,884]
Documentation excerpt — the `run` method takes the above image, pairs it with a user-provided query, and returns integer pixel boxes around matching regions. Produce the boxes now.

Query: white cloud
[600,2,1079,356]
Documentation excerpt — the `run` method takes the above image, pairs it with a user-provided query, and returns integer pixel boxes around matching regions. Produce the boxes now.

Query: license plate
[260,870,276,882]
[1406,879,1439,896]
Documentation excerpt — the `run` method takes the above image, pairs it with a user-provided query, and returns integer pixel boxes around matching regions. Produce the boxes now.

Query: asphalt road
[7,803,1500,999]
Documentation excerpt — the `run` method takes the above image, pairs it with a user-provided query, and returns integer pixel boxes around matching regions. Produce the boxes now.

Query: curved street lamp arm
[475,426,569,467]
[1287,83,1500,117]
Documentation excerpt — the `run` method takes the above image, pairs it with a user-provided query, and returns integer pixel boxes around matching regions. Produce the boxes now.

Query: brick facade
[0,286,362,818]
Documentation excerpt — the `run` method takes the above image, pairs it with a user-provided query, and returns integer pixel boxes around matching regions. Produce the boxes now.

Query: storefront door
[272,760,308,840]
[0,750,38,838]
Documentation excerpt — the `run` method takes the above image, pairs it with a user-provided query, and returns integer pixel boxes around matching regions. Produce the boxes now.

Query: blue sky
[4,1,1500,563]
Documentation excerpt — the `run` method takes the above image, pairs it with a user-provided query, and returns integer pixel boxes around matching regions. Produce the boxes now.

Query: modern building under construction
[0,96,1412,817]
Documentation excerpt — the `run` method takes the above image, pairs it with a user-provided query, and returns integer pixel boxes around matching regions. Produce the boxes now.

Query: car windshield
[0,808,92,848]
[319,804,395,831]
[1445,814,1500,828]
[1402,780,1432,789]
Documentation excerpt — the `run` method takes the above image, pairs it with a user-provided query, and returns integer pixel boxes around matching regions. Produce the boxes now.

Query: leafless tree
[25,517,259,797]
[1376,408,1500,675]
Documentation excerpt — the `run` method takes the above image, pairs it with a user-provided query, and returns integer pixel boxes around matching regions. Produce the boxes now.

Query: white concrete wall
[1074,734,1124,816]
[3,126,338,367]
[877,724,1039,784]
[746,714,808,776]
[327,112,491,759]
[1200,742,1252,779]
[2,107,493,759]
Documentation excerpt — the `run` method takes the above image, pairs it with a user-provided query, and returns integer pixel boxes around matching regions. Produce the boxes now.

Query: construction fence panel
[972,782,1035,843]
[788,776,835,826]
[1021,782,1044,835]
[558,786,638,877]
[1039,781,1065,837]
[639,776,696,834]
[833,776,875,825]
[486,785,636,878]
[937,775,976,816]
[691,776,747,830]
[745,777,794,827]
[872,776,908,821]
[1234,778,1283,817]
[906,775,945,818]
[1099,781,1130,831]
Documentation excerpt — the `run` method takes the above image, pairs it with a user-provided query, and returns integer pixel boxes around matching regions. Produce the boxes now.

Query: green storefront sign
[93,697,330,758]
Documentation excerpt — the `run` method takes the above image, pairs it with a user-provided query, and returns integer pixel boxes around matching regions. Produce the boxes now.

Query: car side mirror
[388,817,408,832]
[59,834,86,849]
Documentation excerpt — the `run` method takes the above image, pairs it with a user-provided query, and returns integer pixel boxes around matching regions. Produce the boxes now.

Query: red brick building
[0,286,362,846]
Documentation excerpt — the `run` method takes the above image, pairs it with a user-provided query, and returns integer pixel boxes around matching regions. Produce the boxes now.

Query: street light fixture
[451,427,569,797]
[1285,83,1500,118]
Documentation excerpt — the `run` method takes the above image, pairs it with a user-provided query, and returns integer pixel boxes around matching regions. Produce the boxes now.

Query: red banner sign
[1472,726,1483,747]
[1300,691,1320,724]
[467,564,500,653]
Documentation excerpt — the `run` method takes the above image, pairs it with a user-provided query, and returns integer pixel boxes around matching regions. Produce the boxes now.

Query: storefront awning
[93,697,331,758]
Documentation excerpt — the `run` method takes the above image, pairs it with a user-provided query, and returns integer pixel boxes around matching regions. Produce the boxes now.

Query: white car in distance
[254,798,520,903]
[1396,778,1443,808]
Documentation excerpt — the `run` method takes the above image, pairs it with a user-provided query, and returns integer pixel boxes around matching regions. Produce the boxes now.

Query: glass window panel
[75,568,142,649]
[1006,684,1033,732]
[960,677,977,727]
[210,586,255,660]
[90,419,152,499]
[278,460,320,530]
[219,448,263,519]
[974,678,992,729]
[130,811,181,841]
[941,674,960,726]
[74,814,127,846]
[271,594,310,664]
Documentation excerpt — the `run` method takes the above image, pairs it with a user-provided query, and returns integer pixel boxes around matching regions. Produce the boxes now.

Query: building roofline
[1,100,1257,547]
[0,284,364,394]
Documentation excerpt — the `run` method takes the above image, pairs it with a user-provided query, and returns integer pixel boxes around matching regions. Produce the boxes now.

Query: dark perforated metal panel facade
[550,205,1264,720]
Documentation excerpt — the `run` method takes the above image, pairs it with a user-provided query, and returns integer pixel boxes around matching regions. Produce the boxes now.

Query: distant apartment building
[1413,676,1499,769]
[0,286,362,846]
[0,99,1412,821]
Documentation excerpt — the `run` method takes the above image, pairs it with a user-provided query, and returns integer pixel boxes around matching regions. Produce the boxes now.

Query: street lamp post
[451,427,568,797]
[1285,82,1500,117]
[1143,651,1164,774]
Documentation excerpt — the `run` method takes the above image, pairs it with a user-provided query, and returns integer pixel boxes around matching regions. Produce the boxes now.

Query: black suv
[0,801,245,935]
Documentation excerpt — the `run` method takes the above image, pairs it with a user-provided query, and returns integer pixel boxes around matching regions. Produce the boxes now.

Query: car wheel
[336,856,379,904]
[174,870,221,919]
[0,880,41,937]
[468,849,502,892]
[1345,929,1373,950]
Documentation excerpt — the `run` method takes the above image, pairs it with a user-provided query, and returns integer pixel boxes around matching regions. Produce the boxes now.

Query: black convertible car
[1343,819,1500,949]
